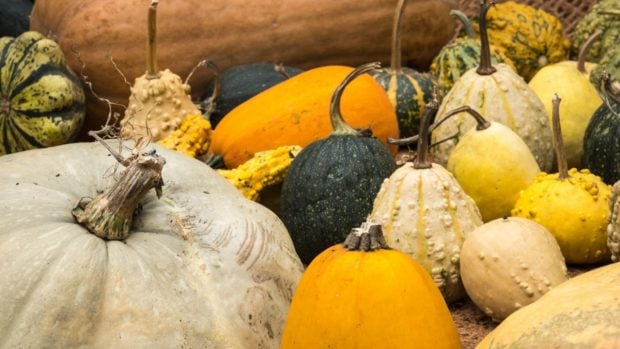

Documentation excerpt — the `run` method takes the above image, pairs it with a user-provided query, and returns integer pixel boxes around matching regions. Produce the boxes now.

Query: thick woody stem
[551,94,569,180]
[146,0,160,79]
[343,222,389,251]
[476,0,497,76]
[390,0,407,72]
[412,97,439,169]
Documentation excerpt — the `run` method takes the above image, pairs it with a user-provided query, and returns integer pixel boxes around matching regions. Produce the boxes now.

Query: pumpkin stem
[434,105,491,131]
[329,62,381,136]
[389,0,407,73]
[577,30,602,74]
[550,94,569,180]
[476,0,497,76]
[343,221,389,251]
[275,63,291,79]
[413,96,439,169]
[450,9,475,39]
[72,132,166,240]
[146,0,160,79]
[600,73,620,107]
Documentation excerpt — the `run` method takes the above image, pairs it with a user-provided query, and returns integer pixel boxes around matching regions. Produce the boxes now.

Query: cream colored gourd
[460,217,568,321]
[445,106,540,221]
[120,0,201,141]
[369,102,483,303]
[609,181,620,262]
[476,262,620,348]
[512,96,611,264]
[0,140,303,348]
[432,1,552,171]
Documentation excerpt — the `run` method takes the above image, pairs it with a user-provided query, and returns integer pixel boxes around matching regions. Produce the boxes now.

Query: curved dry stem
[146,0,160,79]
[476,0,497,76]
[450,9,475,39]
[551,94,569,180]
[390,0,407,72]
[413,97,439,169]
[577,30,602,74]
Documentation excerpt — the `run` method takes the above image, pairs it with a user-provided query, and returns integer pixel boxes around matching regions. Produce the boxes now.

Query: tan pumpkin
[30,0,457,138]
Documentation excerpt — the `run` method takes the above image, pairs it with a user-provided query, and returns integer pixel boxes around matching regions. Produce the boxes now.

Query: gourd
[30,0,458,138]
[528,32,603,169]
[281,221,462,349]
[217,145,302,201]
[0,0,32,37]
[119,0,201,142]
[369,100,483,303]
[432,0,553,171]
[609,181,620,262]
[477,262,620,348]
[280,63,396,265]
[582,74,620,184]
[512,95,611,265]
[460,217,568,321]
[474,1,570,81]
[203,63,303,128]
[572,0,620,63]
[158,114,212,158]
[370,0,437,138]
[209,65,399,169]
[0,31,85,155]
[0,138,303,347]
[445,106,540,222]
[590,47,620,96]
[430,10,514,95]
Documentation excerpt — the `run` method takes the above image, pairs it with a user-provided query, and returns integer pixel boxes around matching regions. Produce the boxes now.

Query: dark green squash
[280,62,396,264]
[582,74,620,184]
[0,31,85,155]
[0,0,33,37]
[203,62,303,128]
[370,0,437,139]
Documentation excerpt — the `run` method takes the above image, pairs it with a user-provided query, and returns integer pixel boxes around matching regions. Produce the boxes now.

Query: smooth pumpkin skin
[0,141,303,348]
[476,262,620,349]
[281,243,462,349]
[210,66,399,169]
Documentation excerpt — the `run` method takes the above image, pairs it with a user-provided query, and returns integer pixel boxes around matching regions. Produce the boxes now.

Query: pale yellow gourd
[608,181,620,262]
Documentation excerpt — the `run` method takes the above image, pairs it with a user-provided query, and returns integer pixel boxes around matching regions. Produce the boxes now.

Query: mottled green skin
[572,0,620,63]
[0,31,84,155]
[582,97,620,185]
[370,67,436,138]
[590,48,620,94]
[280,135,396,264]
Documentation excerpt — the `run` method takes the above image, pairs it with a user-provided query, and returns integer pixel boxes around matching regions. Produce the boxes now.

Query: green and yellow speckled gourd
[474,1,570,81]
[370,0,436,138]
[0,31,85,154]
[512,95,611,265]
[609,181,620,262]
[590,47,620,96]
[572,0,620,63]
[432,0,553,171]
[120,0,200,141]
[430,10,514,95]
[369,101,483,303]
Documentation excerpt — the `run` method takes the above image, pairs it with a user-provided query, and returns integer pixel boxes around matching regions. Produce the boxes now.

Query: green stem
[450,9,475,39]
[389,0,407,73]
[476,0,497,76]
[551,94,569,180]
[146,0,160,79]
[329,62,381,136]
[577,30,602,74]
[412,97,439,169]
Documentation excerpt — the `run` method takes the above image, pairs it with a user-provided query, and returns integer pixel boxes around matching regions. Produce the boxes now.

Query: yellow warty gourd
[158,114,212,158]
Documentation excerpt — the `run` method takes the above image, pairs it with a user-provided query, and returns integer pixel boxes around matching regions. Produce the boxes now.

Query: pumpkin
[0,31,85,155]
[445,106,540,222]
[432,0,553,171]
[473,1,570,81]
[279,63,396,265]
[582,74,620,185]
[158,114,212,159]
[0,0,32,37]
[512,95,611,265]
[430,9,514,95]
[203,63,303,128]
[460,217,568,321]
[572,0,620,63]
[369,0,437,138]
[369,100,483,303]
[477,262,620,348]
[119,0,201,141]
[281,221,462,349]
[209,65,399,169]
[30,0,457,139]
[0,138,303,347]
[609,180,620,262]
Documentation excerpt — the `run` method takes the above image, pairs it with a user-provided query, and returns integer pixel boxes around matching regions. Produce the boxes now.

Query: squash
[369,100,482,303]
[0,0,32,37]
[572,0,620,63]
[217,145,302,201]
[0,31,85,155]
[445,106,540,222]
[430,9,514,95]
[203,63,303,128]
[281,221,462,349]
[370,0,437,138]
[582,74,620,185]
[609,181,620,262]
[477,262,620,348]
[589,47,620,96]
[474,1,570,81]
[158,114,212,158]
[512,95,611,265]
[279,63,396,264]
[209,65,399,169]
[30,0,458,139]
[460,217,568,321]
[119,0,201,141]
[432,0,553,171]
[0,137,303,347]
